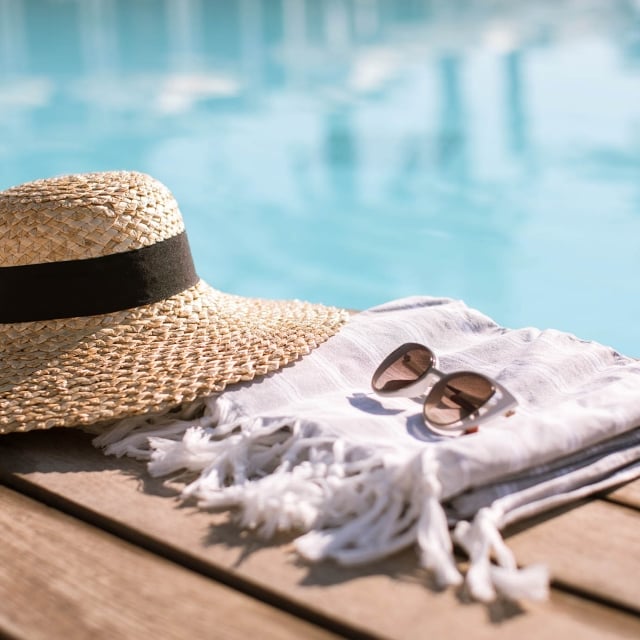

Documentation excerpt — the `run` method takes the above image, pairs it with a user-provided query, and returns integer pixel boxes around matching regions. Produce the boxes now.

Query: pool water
[1,0,639,356]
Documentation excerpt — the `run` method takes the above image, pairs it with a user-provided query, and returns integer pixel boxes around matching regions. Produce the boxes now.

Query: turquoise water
[1,0,639,356]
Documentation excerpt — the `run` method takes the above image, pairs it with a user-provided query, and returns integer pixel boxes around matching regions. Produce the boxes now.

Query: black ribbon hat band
[0,232,199,323]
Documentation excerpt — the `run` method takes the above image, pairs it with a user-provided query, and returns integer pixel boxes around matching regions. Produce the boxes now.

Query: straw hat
[0,171,349,434]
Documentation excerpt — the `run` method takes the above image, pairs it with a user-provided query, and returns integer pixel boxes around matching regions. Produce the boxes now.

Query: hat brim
[0,280,349,433]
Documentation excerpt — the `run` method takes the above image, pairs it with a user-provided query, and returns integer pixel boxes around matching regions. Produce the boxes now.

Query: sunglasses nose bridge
[415,366,444,395]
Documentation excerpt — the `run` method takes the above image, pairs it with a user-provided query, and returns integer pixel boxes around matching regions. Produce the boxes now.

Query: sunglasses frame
[371,343,518,436]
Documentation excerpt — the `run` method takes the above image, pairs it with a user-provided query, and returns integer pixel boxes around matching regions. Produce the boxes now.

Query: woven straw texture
[0,171,349,434]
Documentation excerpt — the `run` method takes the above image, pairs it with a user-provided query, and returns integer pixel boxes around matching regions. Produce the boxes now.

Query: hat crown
[0,171,185,267]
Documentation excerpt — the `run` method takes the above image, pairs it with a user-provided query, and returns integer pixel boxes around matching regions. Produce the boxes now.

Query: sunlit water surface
[1,0,639,355]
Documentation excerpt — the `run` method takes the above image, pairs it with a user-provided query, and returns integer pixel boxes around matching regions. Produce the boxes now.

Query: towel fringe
[453,509,549,602]
[93,397,546,602]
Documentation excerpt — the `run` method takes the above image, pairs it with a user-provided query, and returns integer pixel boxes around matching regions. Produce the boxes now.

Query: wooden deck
[0,427,638,639]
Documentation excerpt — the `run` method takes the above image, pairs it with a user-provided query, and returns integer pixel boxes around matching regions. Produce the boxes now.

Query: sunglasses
[371,343,517,436]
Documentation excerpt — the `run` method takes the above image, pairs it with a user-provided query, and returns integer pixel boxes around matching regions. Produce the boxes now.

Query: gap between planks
[1,428,639,640]
[0,485,338,640]
[604,478,640,510]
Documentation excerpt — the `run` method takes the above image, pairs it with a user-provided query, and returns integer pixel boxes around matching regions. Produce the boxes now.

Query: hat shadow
[0,427,176,498]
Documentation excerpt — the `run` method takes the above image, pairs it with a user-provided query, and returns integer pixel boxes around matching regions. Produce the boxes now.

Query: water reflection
[0,0,639,355]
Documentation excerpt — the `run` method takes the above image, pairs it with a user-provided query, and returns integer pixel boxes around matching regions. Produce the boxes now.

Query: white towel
[94,297,640,602]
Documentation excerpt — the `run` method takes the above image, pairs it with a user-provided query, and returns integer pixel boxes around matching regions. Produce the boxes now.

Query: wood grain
[506,499,640,612]
[0,486,336,640]
[1,429,639,640]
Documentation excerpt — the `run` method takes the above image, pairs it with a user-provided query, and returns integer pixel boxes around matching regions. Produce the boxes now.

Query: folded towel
[95,297,640,602]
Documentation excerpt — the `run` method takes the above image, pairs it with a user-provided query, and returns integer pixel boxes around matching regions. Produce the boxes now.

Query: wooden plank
[0,486,336,640]
[605,478,640,510]
[505,499,640,612]
[1,429,639,640]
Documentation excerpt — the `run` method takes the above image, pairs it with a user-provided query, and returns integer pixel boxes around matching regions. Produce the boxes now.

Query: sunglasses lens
[423,373,494,426]
[372,345,434,393]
